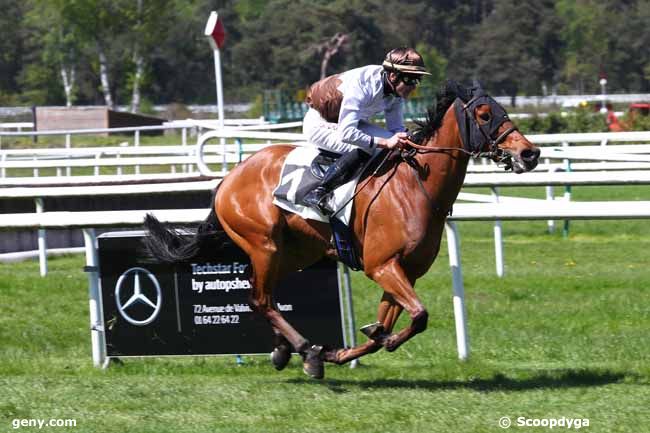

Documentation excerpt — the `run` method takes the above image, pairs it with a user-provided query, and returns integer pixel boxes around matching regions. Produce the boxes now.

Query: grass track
[1,187,650,432]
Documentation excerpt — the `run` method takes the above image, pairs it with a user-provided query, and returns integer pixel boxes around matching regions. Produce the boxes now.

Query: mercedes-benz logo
[115,267,162,326]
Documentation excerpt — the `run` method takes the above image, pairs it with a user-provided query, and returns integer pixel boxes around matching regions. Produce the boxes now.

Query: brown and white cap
[382,47,432,76]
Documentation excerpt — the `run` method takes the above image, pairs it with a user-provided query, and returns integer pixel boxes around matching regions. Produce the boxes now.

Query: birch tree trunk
[60,65,75,107]
[130,0,144,113]
[131,52,144,113]
[98,44,114,109]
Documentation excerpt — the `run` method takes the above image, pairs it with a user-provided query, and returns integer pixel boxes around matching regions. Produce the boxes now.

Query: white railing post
[562,143,572,238]
[182,127,189,173]
[65,134,71,176]
[35,198,47,277]
[343,265,358,368]
[546,164,557,233]
[134,130,140,175]
[445,221,469,361]
[94,151,101,176]
[491,187,504,277]
[83,228,108,368]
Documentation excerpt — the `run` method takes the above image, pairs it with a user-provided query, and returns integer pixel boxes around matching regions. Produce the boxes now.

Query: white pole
[546,163,555,233]
[35,198,47,277]
[445,221,469,361]
[83,228,107,368]
[134,130,140,175]
[491,187,504,277]
[342,265,358,368]
[213,48,227,173]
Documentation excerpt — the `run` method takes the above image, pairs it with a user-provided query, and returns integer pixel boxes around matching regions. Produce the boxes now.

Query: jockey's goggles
[400,74,421,86]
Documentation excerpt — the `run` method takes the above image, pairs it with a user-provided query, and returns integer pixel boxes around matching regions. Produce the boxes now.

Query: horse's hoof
[270,344,292,371]
[360,322,385,339]
[384,334,400,352]
[301,345,325,379]
[323,348,343,364]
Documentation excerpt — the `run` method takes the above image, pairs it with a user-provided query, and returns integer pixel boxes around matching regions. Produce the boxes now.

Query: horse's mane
[411,80,471,144]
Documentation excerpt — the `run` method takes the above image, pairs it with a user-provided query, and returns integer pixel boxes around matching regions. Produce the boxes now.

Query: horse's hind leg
[247,247,325,379]
[270,329,292,371]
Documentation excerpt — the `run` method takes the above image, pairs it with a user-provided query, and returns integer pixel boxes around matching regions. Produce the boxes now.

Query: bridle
[405,91,518,167]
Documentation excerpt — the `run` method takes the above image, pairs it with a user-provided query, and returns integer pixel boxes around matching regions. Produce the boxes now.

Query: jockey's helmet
[382,47,432,76]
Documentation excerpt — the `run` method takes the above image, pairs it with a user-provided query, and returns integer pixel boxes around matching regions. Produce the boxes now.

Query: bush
[517,110,608,134]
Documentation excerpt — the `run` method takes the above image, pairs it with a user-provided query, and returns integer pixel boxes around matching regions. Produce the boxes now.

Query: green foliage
[247,94,264,118]
[415,43,447,94]
[517,109,608,134]
[1,0,649,106]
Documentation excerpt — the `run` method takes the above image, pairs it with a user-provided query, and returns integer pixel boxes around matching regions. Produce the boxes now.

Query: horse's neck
[417,112,469,213]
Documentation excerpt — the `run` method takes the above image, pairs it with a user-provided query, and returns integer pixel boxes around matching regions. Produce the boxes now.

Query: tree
[0,0,27,102]
[59,0,131,108]
[556,0,609,93]
[23,0,84,106]
[123,0,176,112]
[456,0,556,102]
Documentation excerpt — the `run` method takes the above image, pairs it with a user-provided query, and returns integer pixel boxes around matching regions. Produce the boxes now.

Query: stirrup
[303,188,334,216]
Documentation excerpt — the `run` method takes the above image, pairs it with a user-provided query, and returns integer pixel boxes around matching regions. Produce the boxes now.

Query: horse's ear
[444,80,470,102]
[471,79,487,96]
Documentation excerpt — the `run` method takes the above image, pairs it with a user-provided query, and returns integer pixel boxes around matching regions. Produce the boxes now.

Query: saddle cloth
[272,146,366,225]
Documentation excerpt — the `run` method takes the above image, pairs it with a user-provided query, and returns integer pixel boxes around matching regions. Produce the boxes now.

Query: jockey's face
[388,72,418,99]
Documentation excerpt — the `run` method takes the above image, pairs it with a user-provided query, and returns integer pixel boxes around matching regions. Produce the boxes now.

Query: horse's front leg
[324,295,401,364]
[367,259,427,352]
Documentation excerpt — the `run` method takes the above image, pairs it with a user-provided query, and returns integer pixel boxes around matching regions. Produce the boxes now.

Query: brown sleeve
[305,74,343,123]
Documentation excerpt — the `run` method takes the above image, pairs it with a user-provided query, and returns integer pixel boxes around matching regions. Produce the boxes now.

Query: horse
[143,81,540,379]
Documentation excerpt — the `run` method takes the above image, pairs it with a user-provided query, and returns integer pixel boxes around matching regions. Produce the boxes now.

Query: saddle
[272,147,365,270]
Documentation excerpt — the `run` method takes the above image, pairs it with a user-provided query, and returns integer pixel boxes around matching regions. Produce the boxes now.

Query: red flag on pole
[204,12,226,50]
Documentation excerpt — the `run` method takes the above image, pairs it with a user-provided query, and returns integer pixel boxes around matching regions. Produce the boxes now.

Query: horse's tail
[142,188,228,264]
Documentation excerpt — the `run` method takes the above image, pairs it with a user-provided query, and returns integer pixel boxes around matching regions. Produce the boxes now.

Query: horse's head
[454,86,540,173]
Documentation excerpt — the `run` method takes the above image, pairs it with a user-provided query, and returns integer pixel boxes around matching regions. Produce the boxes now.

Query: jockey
[301,47,431,216]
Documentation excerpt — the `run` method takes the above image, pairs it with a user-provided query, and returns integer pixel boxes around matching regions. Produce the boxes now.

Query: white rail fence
[4,125,650,181]
[0,120,303,178]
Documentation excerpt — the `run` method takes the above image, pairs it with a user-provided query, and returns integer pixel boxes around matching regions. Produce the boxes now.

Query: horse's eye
[479,112,491,122]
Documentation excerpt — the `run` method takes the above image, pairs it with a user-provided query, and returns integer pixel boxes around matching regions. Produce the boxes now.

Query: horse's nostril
[521,148,540,161]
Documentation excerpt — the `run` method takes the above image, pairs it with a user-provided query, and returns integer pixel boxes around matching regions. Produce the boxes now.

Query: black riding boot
[302,148,371,216]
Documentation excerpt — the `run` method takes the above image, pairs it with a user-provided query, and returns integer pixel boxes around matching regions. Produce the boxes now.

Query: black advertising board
[98,231,345,357]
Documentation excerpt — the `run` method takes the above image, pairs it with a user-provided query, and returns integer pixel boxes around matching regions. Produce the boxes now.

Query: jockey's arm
[338,85,407,152]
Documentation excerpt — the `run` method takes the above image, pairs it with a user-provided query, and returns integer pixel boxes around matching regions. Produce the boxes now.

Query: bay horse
[143,81,540,379]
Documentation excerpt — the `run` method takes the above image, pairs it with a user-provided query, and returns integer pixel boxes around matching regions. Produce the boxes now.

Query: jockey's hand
[378,132,408,150]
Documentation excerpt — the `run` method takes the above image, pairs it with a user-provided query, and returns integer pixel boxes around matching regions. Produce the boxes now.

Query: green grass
[1,207,649,432]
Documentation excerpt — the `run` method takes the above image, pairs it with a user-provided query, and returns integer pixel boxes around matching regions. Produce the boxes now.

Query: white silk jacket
[306,65,406,151]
